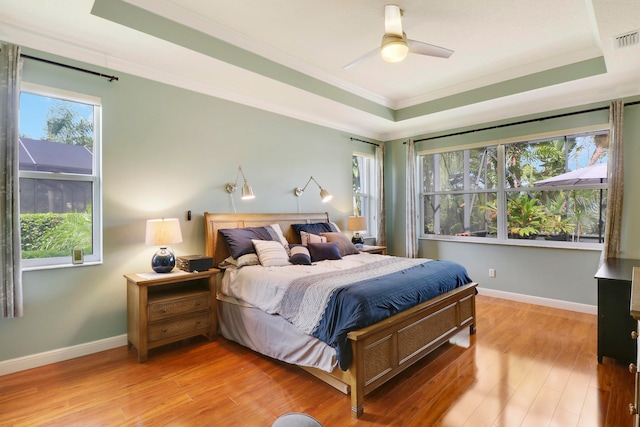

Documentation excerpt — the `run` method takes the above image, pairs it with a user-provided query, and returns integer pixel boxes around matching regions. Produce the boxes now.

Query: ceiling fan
[343,4,454,69]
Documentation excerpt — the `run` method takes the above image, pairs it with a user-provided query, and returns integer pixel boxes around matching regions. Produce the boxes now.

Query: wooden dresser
[629,267,640,426]
[125,269,219,362]
[595,258,640,364]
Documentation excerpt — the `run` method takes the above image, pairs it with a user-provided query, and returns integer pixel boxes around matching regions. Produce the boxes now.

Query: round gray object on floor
[271,412,323,427]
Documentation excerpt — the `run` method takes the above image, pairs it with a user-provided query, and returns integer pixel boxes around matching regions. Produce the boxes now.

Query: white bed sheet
[217,252,388,373]
[217,295,338,372]
[220,252,386,314]
[218,252,437,373]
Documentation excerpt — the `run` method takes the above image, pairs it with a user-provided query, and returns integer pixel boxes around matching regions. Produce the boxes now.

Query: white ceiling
[1,0,639,140]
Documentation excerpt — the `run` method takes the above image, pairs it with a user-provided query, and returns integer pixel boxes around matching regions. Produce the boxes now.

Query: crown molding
[122,0,393,108]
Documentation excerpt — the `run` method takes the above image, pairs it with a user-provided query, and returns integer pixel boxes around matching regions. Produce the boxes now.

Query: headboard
[204,212,331,266]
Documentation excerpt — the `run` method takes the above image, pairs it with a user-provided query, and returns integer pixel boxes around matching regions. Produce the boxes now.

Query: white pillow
[267,223,289,246]
[252,239,291,267]
[300,231,327,246]
[267,223,290,255]
[221,254,260,269]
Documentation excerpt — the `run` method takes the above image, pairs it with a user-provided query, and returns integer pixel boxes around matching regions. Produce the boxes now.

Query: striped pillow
[252,239,291,267]
[300,231,327,246]
[289,245,312,265]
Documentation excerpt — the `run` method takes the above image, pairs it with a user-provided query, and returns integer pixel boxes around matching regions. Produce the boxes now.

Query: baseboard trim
[0,290,597,376]
[477,287,597,315]
[0,334,127,376]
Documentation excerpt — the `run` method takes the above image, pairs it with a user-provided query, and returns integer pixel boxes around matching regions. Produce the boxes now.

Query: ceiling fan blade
[407,39,454,58]
[343,47,379,70]
[384,5,403,37]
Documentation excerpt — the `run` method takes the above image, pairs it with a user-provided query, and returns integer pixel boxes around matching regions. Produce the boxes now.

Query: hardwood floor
[0,295,635,426]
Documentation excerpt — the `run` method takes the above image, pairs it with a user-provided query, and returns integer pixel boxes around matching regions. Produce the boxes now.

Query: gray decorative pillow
[219,226,273,259]
[266,224,290,255]
[320,232,359,256]
[307,242,342,262]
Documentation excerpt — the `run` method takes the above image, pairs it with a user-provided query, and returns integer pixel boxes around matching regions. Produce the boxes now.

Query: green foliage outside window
[482,194,575,238]
[352,156,363,216]
[20,209,93,259]
[421,131,608,243]
[44,101,94,148]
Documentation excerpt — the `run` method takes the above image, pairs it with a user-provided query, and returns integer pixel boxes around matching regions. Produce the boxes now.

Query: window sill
[22,261,102,272]
[420,234,603,251]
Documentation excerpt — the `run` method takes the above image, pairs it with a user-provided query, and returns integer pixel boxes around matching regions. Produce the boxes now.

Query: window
[352,153,377,239]
[19,83,102,268]
[419,129,608,248]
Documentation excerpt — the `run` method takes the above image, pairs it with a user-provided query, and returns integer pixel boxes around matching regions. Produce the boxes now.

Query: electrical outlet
[489,268,496,278]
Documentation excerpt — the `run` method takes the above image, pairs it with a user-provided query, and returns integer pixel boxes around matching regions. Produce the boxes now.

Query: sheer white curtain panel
[0,43,23,318]
[603,99,624,259]
[375,142,386,246]
[405,139,418,258]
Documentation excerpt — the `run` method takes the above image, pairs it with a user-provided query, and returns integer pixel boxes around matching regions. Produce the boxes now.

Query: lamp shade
[320,188,333,203]
[145,218,183,246]
[242,182,255,200]
[348,216,367,232]
[226,166,256,201]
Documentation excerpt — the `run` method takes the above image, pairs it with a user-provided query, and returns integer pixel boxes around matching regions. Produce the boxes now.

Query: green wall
[0,49,375,362]
[385,102,640,306]
[3,45,639,364]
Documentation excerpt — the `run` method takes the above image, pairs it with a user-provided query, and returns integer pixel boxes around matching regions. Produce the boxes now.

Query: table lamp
[145,218,183,273]
[348,216,367,248]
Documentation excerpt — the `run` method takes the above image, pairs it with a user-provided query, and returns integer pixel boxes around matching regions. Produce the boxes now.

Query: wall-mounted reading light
[226,166,255,200]
[294,176,332,202]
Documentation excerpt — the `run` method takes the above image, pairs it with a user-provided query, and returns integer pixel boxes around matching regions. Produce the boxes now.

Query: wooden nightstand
[359,245,387,255]
[125,269,220,362]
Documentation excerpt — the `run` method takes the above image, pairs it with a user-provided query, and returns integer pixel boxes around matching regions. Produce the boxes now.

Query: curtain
[0,43,23,318]
[375,142,386,246]
[603,99,624,259]
[405,139,418,258]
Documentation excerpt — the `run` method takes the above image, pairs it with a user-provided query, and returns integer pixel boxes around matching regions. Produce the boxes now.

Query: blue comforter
[312,259,472,370]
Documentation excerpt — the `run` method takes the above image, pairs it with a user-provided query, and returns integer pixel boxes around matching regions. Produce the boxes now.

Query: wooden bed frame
[204,212,477,418]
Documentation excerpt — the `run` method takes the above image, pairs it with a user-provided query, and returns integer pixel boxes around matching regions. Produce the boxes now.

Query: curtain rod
[350,137,379,147]
[21,54,119,82]
[408,100,640,144]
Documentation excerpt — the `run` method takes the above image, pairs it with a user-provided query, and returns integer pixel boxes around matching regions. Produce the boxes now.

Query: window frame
[352,151,378,240]
[417,124,609,251]
[19,82,103,269]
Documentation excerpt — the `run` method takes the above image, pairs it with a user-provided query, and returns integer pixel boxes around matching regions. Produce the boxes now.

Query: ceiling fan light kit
[380,33,409,62]
[343,4,454,69]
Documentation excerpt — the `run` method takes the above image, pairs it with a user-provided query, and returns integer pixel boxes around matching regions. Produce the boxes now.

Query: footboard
[303,282,477,418]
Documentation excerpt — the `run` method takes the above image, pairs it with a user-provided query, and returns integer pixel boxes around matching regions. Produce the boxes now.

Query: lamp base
[351,232,364,248]
[151,247,176,273]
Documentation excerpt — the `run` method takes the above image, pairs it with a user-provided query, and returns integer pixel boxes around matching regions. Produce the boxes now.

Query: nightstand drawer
[148,292,210,322]
[148,312,211,342]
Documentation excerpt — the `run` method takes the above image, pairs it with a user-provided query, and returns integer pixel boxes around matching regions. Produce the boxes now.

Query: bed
[204,212,477,418]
